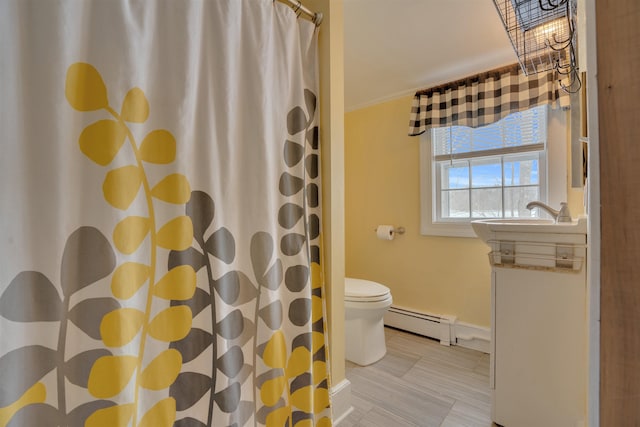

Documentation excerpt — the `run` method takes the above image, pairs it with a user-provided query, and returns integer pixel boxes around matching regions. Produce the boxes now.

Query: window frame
[434,151,547,222]
[420,106,568,238]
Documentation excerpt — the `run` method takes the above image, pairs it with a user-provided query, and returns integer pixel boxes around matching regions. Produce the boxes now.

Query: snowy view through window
[433,106,546,220]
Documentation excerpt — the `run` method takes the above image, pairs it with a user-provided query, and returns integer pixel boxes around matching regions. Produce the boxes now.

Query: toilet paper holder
[374,226,405,235]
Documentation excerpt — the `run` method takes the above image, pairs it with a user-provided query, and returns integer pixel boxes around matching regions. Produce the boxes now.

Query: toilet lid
[345,278,391,302]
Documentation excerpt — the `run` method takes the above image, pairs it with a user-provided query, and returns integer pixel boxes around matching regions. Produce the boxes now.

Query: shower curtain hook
[294,1,302,17]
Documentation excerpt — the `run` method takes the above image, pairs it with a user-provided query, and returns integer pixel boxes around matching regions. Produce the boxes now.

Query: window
[420,105,567,238]
[437,153,544,220]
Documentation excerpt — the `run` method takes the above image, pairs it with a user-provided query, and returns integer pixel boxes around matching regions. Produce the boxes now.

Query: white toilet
[344,277,393,366]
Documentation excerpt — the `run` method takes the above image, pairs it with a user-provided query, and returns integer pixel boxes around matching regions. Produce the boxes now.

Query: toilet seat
[345,278,391,303]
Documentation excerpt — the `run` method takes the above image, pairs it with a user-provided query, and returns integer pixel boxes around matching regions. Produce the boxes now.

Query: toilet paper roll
[376,225,395,240]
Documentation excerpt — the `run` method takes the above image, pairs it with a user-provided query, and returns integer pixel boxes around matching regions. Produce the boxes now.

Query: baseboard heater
[383,306,455,346]
[383,306,491,353]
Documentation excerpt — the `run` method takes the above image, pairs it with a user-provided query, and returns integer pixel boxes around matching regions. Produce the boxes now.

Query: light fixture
[492,0,581,93]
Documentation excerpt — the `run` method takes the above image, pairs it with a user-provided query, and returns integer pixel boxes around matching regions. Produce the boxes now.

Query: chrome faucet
[526,201,572,223]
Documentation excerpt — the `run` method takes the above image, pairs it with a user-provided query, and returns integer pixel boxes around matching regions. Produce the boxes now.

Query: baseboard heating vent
[383,306,455,346]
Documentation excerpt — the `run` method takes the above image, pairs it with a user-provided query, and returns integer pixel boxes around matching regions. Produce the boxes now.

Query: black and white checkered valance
[408,64,570,136]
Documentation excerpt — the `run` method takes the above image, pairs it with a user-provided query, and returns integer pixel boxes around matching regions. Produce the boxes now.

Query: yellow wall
[345,95,584,327]
[305,0,346,385]
[345,95,492,326]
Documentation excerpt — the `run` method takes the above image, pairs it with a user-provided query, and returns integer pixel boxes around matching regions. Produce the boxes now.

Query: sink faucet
[526,201,572,223]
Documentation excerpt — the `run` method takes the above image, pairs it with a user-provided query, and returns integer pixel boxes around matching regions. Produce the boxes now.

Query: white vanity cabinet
[472,219,588,427]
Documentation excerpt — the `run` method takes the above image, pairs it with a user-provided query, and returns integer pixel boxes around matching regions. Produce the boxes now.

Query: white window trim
[419,107,568,238]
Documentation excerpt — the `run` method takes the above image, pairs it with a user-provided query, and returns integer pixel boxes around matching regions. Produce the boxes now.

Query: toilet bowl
[344,277,393,366]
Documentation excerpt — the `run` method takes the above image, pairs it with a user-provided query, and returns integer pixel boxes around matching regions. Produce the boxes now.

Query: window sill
[420,221,478,238]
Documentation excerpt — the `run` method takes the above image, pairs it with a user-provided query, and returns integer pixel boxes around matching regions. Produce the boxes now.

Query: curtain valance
[408,63,570,136]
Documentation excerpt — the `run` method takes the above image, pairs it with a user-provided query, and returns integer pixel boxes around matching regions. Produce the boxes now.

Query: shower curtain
[0,1,332,426]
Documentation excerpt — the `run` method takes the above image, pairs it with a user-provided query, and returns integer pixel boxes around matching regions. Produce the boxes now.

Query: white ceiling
[343,0,518,111]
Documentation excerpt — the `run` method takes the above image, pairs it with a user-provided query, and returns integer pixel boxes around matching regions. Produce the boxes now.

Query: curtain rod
[276,0,323,26]
[415,63,520,97]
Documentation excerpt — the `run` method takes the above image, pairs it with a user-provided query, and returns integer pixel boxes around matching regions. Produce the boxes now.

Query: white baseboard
[330,378,353,425]
[384,305,490,354]
[454,320,491,353]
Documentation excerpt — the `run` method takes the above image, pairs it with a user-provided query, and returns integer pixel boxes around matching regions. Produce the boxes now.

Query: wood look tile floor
[340,327,498,427]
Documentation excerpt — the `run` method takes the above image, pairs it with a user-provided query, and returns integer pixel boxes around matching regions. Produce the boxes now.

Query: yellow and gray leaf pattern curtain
[0,1,332,426]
